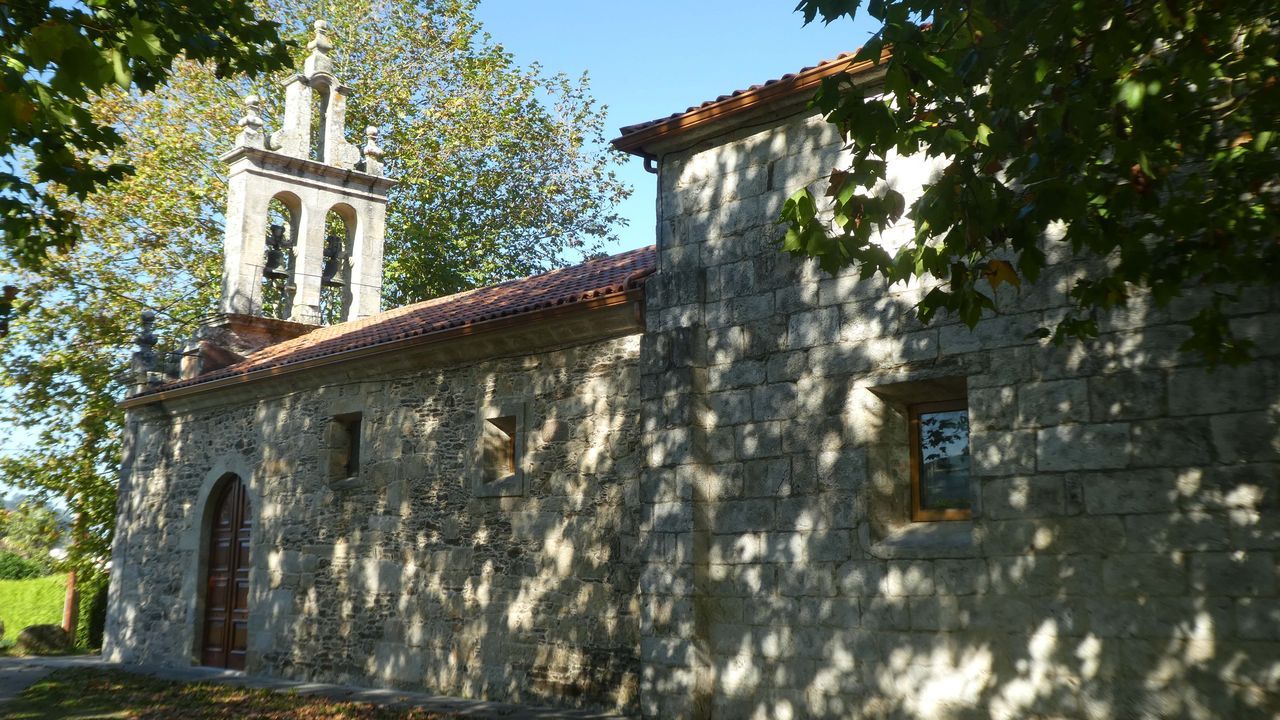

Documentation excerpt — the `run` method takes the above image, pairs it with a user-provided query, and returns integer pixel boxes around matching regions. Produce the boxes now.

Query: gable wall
[636,109,1280,719]
[103,333,644,712]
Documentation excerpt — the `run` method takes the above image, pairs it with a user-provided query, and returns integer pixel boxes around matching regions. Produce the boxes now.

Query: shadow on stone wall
[253,343,644,711]
[104,117,1280,719]
[109,335,646,714]
[636,121,1280,719]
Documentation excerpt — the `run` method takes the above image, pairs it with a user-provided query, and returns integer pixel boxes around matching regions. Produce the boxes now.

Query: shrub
[74,570,110,650]
[0,551,43,580]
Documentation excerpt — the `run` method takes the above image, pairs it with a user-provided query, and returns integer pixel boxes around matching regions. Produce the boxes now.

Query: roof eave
[120,287,646,410]
[611,49,890,157]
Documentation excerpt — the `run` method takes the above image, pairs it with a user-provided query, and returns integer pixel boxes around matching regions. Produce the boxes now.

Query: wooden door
[200,475,251,670]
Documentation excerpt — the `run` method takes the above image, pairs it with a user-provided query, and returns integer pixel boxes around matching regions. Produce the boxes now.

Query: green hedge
[75,570,109,650]
[0,573,67,646]
[0,551,44,580]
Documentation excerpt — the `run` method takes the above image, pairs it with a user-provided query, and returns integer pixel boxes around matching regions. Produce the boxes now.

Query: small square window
[327,412,362,481]
[909,400,971,521]
[483,415,517,482]
[472,402,526,497]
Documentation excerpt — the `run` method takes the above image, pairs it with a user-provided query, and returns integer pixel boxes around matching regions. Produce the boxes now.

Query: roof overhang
[611,48,890,158]
[121,287,645,412]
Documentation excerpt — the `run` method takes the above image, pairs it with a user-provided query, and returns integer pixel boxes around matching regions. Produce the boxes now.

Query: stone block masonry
[106,87,1280,720]
[636,108,1280,719]
[105,335,644,713]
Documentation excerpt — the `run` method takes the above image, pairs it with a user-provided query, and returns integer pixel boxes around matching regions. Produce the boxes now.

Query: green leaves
[788,0,1280,364]
[1117,79,1145,110]
[367,6,629,303]
[124,18,164,63]
[782,188,819,225]
[779,189,837,262]
[25,22,82,68]
[0,499,64,576]
[0,0,292,270]
[974,123,992,147]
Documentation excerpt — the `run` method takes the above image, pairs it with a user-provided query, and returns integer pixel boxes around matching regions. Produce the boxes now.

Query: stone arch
[319,202,357,324]
[267,190,303,242]
[261,191,303,319]
[179,455,259,665]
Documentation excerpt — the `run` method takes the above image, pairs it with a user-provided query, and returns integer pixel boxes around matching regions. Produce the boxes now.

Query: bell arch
[261,192,302,319]
[319,203,357,324]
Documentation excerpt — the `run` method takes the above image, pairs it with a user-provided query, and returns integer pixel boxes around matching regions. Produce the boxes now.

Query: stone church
[104,23,1278,719]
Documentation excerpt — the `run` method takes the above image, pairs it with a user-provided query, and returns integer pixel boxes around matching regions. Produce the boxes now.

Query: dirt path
[0,656,630,719]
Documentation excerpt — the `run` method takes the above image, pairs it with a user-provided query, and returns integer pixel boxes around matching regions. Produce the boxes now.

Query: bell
[263,224,290,280]
[321,233,346,288]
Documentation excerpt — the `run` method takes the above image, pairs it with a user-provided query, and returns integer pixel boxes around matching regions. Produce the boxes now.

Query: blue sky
[473,0,879,254]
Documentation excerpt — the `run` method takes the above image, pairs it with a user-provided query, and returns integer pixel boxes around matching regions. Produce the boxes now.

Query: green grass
[6,668,458,719]
[0,574,67,648]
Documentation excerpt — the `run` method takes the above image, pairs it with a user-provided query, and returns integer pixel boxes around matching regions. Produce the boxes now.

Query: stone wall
[104,334,644,712]
[636,109,1280,719]
[103,99,1280,719]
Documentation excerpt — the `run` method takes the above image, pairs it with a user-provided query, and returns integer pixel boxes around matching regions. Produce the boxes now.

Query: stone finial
[361,126,385,176]
[363,126,383,158]
[134,310,157,367]
[308,19,333,54]
[236,94,266,148]
[304,19,335,77]
[130,309,161,395]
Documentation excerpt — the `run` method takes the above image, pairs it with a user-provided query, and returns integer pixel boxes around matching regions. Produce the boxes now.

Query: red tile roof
[612,49,888,155]
[146,246,656,396]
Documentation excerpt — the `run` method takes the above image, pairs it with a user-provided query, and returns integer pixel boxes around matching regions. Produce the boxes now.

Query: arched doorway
[200,474,251,669]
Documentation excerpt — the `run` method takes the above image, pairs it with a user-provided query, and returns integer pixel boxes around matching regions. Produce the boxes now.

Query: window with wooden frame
[909,399,972,521]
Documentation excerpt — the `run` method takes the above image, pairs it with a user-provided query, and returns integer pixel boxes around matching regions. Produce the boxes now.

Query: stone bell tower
[219,19,393,329]
[177,20,394,379]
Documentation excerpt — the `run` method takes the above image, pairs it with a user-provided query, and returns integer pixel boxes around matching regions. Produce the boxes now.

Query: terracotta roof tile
[616,51,863,138]
[149,245,656,395]
[611,48,890,155]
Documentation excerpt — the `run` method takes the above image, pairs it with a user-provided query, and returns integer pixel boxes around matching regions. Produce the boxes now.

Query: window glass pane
[918,409,970,512]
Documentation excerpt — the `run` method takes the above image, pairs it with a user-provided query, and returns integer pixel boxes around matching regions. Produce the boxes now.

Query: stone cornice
[219,146,396,194]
